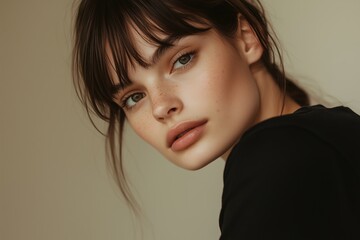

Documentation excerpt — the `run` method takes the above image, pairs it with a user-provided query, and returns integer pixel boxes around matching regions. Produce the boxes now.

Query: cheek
[194,50,260,131]
[195,55,257,108]
[126,110,157,145]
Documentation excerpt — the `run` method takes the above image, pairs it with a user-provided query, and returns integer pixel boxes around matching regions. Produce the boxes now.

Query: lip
[167,119,208,151]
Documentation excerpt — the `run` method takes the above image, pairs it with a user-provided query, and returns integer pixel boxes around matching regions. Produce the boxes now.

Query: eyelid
[119,92,131,108]
[170,50,196,72]
[113,90,126,106]
[113,86,135,106]
[120,91,136,108]
[171,49,193,65]
[112,83,133,104]
[120,91,145,110]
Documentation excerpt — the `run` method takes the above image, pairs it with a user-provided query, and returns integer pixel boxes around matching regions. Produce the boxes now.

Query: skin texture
[112,18,300,170]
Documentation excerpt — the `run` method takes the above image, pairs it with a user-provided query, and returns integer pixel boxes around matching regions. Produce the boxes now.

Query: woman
[72,0,360,238]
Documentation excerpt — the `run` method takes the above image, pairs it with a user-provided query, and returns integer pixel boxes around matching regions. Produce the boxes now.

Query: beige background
[1,1,359,240]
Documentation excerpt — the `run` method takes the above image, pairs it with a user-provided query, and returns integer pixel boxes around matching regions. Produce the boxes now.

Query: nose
[151,91,183,122]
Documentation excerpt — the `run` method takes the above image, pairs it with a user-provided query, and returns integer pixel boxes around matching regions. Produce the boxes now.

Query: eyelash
[120,92,145,110]
[119,50,197,110]
[171,50,196,72]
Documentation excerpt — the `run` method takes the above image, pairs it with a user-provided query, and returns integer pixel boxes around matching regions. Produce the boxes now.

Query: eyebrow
[150,34,189,66]
[151,44,175,66]
[110,83,124,96]
[111,36,186,96]
[110,45,172,96]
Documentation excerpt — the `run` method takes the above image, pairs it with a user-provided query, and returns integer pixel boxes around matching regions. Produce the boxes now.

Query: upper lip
[166,119,208,148]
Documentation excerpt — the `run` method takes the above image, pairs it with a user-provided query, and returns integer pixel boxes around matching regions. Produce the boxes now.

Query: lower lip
[171,123,206,152]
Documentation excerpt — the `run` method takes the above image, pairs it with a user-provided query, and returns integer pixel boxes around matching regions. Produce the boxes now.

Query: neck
[221,63,301,160]
[252,62,301,120]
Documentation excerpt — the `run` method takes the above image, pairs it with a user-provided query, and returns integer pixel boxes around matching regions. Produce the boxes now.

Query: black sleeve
[219,126,360,240]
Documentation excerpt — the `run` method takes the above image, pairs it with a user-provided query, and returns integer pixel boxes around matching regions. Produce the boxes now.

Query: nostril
[168,107,177,114]
[152,96,182,121]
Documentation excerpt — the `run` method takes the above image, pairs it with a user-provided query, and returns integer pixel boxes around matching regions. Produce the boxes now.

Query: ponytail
[268,63,310,106]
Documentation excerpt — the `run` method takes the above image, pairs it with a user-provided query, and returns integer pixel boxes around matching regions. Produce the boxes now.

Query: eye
[121,92,145,109]
[173,52,195,70]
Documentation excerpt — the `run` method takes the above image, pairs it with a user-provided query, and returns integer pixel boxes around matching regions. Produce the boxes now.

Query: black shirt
[219,105,360,239]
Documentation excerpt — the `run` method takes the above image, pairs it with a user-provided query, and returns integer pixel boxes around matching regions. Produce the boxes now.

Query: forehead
[105,19,211,92]
[128,20,211,59]
[106,23,170,72]
[107,28,184,85]
[128,24,166,61]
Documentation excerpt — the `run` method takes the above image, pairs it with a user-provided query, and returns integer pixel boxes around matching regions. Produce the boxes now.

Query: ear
[235,15,263,65]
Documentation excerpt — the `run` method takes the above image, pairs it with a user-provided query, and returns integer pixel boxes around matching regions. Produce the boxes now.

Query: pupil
[179,54,190,64]
[132,93,142,102]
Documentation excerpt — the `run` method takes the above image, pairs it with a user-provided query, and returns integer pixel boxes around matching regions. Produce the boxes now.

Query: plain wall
[1,1,359,240]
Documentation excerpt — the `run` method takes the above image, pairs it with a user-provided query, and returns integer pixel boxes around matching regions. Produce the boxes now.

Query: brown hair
[72,0,309,209]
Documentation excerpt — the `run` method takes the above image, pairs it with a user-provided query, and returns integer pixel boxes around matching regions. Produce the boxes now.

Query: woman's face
[113,27,262,170]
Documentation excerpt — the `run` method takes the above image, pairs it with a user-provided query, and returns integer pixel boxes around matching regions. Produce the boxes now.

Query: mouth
[167,119,208,152]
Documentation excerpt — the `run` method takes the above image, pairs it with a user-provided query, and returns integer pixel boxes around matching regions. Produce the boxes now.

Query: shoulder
[244,104,360,137]
[224,105,360,179]
[223,123,339,190]
[220,106,360,239]
[242,104,360,143]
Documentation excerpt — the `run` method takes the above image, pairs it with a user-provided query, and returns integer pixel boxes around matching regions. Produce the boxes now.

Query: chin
[168,148,224,171]
[180,159,213,171]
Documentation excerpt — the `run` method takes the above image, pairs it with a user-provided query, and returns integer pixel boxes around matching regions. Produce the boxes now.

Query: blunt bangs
[74,0,240,118]
[72,0,310,213]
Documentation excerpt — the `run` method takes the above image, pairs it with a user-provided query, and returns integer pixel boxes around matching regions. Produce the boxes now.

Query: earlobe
[236,15,263,65]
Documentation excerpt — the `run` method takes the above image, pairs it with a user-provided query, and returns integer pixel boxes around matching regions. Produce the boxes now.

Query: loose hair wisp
[72,0,309,210]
